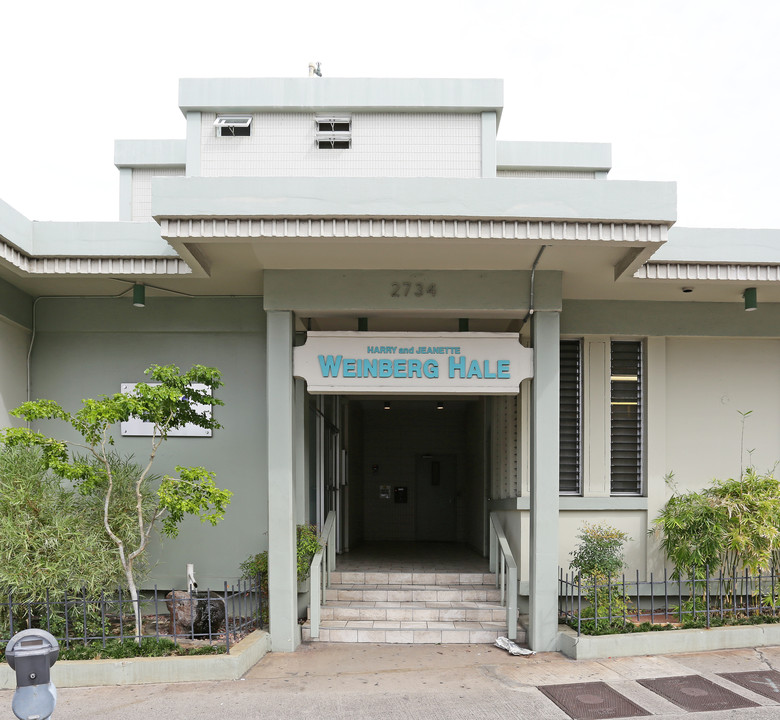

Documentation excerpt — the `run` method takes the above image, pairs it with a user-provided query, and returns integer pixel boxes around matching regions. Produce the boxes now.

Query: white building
[0,76,778,653]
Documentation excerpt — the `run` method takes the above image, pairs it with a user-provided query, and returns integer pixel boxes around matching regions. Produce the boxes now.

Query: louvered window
[559,340,582,494]
[610,341,643,495]
[315,116,351,149]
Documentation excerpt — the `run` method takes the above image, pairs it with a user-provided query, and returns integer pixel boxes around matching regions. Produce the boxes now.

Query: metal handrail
[489,512,518,640]
[309,511,337,639]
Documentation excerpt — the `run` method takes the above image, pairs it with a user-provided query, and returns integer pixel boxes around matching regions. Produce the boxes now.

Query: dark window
[316,139,351,149]
[610,341,642,495]
[559,340,582,494]
[317,120,350,132]
[219,125,250,137]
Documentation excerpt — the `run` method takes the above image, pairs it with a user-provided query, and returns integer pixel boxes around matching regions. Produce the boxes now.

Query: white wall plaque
[119,383,213,437]
[294,332,533,395]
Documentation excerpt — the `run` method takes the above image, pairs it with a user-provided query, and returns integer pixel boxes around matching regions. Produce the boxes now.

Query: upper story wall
[199,111,482,179]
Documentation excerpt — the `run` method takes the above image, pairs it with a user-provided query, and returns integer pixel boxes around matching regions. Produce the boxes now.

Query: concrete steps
[303,569,523,645]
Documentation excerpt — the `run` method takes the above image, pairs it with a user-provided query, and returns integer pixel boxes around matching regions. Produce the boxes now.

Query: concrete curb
[0,630,271,689]
[558,622,780,659]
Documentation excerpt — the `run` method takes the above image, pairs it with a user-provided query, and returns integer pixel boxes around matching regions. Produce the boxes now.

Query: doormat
[637,675,758,712]
[719,669,780,702]
[538,681,649,720]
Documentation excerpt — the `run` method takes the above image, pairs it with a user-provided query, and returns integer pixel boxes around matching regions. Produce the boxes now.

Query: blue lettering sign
[393,359,407,378]
[319,355,343,377]
[423,360,439,378]
[449,356,465,378]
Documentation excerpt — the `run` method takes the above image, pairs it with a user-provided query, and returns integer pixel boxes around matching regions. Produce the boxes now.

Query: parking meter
[5,629,59,720]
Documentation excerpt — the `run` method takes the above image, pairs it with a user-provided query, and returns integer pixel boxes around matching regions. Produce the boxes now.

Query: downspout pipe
[519,245,549,332]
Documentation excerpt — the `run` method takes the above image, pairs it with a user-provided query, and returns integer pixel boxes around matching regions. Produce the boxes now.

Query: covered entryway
[344,397,487,554]
[268,273,562,652]
[302,393,521,645]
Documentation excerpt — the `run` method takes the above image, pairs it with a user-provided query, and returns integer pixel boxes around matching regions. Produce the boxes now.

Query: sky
[1,0,778,229]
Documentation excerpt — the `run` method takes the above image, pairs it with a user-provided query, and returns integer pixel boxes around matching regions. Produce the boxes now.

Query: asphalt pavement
[4,643,780,719]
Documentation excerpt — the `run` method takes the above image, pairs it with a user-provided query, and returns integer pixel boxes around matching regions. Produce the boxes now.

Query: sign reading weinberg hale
[294,332,533,395]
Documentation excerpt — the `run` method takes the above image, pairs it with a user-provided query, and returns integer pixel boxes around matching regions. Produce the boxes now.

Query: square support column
[529,309,560,651]
[266,310,299,651]
[294,377,307,526]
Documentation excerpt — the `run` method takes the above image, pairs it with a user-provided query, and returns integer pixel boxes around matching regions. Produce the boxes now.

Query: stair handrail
[309,511,337,639]
[489,512,518,641]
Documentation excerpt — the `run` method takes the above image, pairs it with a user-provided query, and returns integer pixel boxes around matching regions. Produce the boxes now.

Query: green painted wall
[562,300,780,337]
[0,317,30,428]
[0,275,32,330]
[29,297,267,591]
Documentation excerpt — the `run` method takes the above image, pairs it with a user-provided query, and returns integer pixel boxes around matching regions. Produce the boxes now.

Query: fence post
[650,573,654,624]
[224,581,230,654]
[577,576,581,636]
[637,570,641,624]
[622,574,627,625]
[118,586,124,644]
[663,568,668,624]
[100,590,107,647]
[64,587,70,649]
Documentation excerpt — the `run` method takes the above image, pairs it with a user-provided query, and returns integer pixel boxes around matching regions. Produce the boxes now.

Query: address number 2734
[390,282,437,298]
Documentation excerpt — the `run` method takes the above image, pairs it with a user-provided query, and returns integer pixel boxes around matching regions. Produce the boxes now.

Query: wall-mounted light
[744,287,757,312]
[436,401,444,411]
[384,401,391,411]
[132,284,145,308]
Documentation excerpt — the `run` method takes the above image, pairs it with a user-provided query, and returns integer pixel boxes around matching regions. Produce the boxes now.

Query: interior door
[415,454,457,541]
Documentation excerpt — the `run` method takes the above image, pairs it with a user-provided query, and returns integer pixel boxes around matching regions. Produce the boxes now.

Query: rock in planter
[165,590,226,637]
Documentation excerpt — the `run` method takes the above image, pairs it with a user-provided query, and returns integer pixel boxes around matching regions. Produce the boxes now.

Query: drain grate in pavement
[538,681,650,720]
[638,674,759,712]
[719,670,780,702]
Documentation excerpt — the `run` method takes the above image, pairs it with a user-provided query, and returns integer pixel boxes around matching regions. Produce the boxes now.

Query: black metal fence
[1,578,263,653]
[559,566,780,636]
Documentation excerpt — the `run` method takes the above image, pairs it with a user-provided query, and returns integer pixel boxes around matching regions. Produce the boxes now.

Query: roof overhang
[178,78,505,123]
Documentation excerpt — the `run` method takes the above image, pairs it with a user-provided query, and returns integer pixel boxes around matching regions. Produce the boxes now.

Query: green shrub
[569,522,632,627]
[570,522,630,579]
[0,446,121,634]
[653,469,780,578]
[0,447,161,637]
[240,524,322,586]
[240,524,322,626]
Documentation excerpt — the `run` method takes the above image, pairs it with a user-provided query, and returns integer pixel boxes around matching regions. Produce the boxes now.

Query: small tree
[2,364,233,640]
[569,522,631,626]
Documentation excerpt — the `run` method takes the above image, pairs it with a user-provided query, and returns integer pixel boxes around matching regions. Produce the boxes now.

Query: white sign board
[119,383,213,437]
[294,332,533,395]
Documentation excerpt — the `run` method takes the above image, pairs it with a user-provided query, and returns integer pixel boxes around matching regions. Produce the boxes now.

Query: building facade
[0,77,778,652]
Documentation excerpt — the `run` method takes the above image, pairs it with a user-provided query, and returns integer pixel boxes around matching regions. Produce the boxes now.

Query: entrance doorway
[340,397,488,556]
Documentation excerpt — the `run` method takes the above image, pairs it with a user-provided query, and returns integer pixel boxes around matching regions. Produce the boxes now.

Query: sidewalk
[4,643,780,719]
